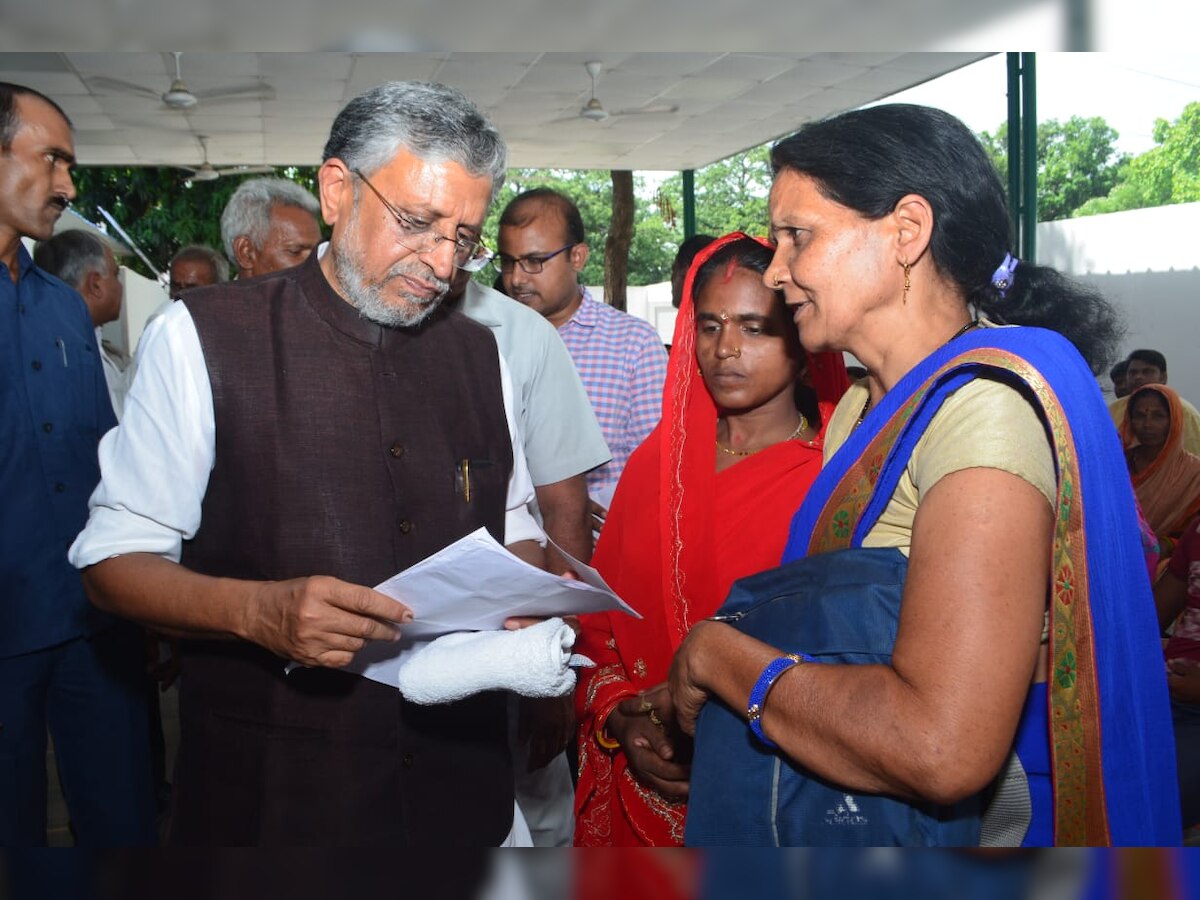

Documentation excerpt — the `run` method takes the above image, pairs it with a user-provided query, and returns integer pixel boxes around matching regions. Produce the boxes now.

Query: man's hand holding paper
[347,528,638,698]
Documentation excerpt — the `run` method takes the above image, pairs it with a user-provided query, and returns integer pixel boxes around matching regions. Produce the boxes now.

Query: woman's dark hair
[691,236,773,298]
[770,103,1123,374]
[692,237,819,424]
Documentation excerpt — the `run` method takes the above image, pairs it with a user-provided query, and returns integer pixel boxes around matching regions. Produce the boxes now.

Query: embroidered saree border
[806,347,1110,845]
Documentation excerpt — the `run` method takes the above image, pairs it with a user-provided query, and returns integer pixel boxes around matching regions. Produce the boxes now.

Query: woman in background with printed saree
[573,234,848,846]
[670,104,1180,846]
[1124,384,1200,560]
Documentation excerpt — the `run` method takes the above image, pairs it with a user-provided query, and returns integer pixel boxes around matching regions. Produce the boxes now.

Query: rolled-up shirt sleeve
[498,354,545,547]
[69,301,215,567]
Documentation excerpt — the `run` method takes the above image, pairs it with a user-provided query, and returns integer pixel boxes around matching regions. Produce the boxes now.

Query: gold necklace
[853,394,872,430]
[717,414,809,457]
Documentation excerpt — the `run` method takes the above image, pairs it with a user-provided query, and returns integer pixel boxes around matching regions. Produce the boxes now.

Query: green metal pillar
[1020,53,1037,263]
[1004,52,1038,263]
[1006,54,1022,248]
[682,169,696,238]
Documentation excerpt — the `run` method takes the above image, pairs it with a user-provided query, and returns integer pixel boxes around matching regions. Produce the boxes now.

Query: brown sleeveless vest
[174,254,515,846]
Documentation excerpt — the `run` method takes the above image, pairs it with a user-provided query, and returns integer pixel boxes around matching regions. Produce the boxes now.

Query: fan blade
[87,76,162,101]
[194,84,276,103]
[547,113,604,125]
[611,104,680,117]
[215,165,276,177]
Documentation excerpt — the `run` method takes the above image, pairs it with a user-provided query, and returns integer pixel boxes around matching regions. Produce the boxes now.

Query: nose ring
[772,275,783,288]
[732,347,742,358]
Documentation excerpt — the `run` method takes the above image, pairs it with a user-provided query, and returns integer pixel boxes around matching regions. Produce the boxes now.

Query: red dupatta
[573,233,848,846]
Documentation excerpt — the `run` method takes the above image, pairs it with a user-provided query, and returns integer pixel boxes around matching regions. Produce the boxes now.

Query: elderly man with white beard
[70,81,549,847]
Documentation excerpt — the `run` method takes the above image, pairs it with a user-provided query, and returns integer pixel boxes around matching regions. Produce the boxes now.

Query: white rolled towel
[395,617,594,705]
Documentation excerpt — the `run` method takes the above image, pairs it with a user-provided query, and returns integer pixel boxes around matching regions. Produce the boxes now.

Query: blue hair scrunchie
[991,252,1019,298]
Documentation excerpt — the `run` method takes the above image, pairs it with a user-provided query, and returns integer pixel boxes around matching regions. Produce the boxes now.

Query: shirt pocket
[65,336,104,437]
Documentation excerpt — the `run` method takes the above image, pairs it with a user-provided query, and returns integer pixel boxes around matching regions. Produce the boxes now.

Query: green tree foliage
[978,117,1129,221]
[71,166,320,280]
[659,145,773,239]
[1076,102,1200,216]
[75,159,767,289]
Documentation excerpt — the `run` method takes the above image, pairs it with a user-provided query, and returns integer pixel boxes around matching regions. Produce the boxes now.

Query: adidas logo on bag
[825,794,869,826]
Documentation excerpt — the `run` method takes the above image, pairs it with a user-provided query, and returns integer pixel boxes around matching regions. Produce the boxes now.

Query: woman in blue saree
[669,104,1179,846]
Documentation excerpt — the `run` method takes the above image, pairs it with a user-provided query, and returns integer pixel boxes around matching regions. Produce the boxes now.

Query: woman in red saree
[573,233,848,846]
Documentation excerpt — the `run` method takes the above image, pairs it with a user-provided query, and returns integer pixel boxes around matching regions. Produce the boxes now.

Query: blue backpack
[683,546,984,846]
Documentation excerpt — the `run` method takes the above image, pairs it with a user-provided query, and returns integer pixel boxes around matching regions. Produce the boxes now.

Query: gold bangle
[596,728,621,751]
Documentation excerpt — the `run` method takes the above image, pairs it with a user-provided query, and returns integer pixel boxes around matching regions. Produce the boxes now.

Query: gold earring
[902,261,912,303]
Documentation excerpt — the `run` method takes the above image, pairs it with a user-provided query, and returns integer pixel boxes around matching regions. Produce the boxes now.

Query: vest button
[31,359,42,371]
[398,520,413,535]
[401,753,414,768]
[43,422,54,433]
[55,482,66,493]
[388,443,405,459]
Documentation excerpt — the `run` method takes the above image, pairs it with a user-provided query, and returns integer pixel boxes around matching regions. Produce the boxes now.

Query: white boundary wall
[1038,202,1200,405]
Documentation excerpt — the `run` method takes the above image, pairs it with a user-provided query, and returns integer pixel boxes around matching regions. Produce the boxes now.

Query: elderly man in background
[34,229,130,418]
[0,81,155,846]
[220,176,322,280]
[168,243,227,294]
[71,81,547,847]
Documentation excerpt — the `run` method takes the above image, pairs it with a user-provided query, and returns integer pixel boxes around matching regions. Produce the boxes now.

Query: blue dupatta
[784,325,1178,846]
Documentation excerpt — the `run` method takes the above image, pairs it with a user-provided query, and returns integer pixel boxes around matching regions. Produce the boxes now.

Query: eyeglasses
[491,243,576,275]
[351,168,493,272]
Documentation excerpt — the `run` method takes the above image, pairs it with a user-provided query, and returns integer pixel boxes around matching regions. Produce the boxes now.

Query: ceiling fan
[177,136,274,186]
[571,60,678,123]
[88,51,274,110]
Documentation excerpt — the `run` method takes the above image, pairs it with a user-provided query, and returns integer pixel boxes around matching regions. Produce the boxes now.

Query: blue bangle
[746,653,816,748]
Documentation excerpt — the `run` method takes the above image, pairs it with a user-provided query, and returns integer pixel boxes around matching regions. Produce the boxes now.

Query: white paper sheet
[345,528,639,687]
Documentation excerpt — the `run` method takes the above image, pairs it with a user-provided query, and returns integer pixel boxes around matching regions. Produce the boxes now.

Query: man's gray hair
[322,81,507,201]
[220,177,320,262]
[170,244,229,283]
[33,229,109,291]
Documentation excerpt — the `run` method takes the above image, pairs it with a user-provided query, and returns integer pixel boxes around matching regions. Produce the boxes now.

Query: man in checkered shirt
[497,188,668,514]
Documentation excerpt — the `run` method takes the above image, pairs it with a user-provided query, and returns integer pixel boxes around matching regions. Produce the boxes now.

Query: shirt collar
[564,286,598,329]
[6,243,55,286]
[458,280,503,328]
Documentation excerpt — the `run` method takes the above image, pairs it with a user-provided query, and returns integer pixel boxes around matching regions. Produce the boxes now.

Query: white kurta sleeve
[69,302,216,566]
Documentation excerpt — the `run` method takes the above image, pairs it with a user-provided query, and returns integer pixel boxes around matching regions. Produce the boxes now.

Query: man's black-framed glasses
[491,243,576,275]
[351,168,493,273]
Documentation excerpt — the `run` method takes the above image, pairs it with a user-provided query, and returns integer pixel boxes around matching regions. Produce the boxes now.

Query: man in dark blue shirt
[0,82,154,845]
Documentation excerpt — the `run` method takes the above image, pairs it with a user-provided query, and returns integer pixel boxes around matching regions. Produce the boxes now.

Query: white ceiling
[0,52,990,172]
